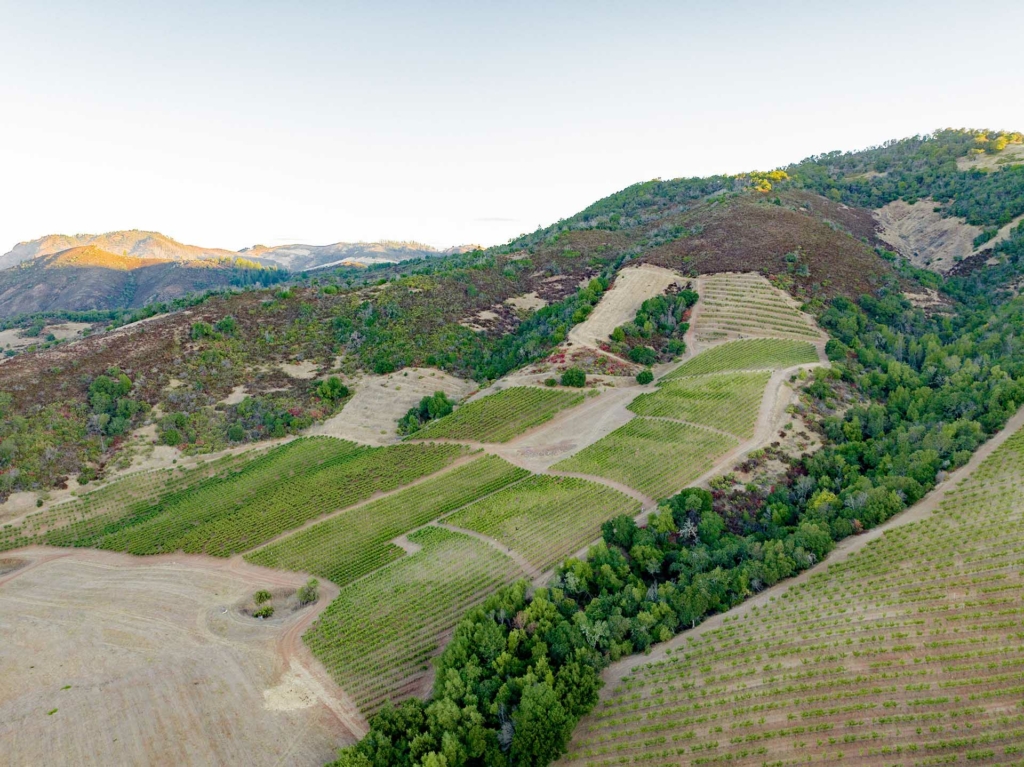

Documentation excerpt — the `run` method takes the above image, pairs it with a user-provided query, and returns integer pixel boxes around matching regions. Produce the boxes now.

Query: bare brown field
[0,548,364,767]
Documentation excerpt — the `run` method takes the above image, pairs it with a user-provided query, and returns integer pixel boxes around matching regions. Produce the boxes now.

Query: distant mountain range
[0,231,479,317]
[0,230,477,272]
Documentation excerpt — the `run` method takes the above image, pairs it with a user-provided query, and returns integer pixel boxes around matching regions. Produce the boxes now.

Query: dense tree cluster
[398,391,455,435]
[609,288,697,364]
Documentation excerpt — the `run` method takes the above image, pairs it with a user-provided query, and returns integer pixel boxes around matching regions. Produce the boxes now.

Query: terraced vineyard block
[665,338,818,379]
[553,418,737,500]
[245,455,528,585]
[628,371,769,438]
[696,273,821,341]
[303,526,522,715]
[413,386,586,443]
[446,474,640,570]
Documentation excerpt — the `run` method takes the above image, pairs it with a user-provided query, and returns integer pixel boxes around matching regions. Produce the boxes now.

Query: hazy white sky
[2,0,1023,252]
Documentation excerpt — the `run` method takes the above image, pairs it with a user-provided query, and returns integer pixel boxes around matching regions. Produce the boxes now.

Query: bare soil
[307,367,474,445]
[875,198,982,271]
[568,264,684,347]
[0,548,366,766]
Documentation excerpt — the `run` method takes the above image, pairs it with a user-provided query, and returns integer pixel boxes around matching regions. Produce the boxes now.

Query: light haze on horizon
[2,0,1023,254]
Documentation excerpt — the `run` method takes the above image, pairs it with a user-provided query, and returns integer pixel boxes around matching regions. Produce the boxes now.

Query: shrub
[297,578,319,605]
[629,345,658,365]
[227,424,245,442]
[214,316,237,335]
[561,367,586,387]
[161,428,182,446]
[190,321,214,340]
[253,589,273,605]
[316,376,350,402]
[253,604,275,619]
[636,369,654,385]
[544,378,557,387]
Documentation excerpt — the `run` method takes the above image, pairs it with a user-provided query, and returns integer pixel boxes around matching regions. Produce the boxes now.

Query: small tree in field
[254,589,272,605]
[297,578,319,605]
[561,368,586,387]
[636,369,654,385]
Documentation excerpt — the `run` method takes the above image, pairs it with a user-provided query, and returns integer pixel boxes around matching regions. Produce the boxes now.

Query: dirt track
[0,547,367,766]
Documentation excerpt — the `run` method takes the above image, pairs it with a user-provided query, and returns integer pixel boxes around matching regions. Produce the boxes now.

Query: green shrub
[560,367,586,387]
[253,604,275,619]
[253,589,273,605]
[636,369,654,385]
[316,376,350,403]
[629,345,658,365]
[297,578,319,605]
[161,428,182,446]
[227,424,245,442]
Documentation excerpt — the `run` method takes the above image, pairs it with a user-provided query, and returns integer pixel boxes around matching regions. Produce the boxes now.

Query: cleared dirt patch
[0,322,92,353]
[568,264,684,347]
[505,291,548,312]
[874,198,982,271]
[277,360,319,379]
[307,368,474,445]
[956,142,1024,170]
[0,548,360,766]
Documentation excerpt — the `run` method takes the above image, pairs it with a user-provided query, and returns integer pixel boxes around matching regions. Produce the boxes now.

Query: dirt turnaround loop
[0,547,367,767]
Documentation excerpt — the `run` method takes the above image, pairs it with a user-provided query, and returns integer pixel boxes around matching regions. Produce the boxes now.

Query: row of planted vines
[31,437,466,556]
[412,386,587,443]
[245,454,528,585]
[446,474,642,570]
[553,419,737,501]
[664,338,818,379]
[562,426,1024,766]
[302,526,524,715]
[628,371,769,439]
[695,273,822,343]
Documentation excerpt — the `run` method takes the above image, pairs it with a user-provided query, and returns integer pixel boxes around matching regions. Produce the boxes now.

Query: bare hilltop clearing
[567,264,684,349]
[0,548,364,767]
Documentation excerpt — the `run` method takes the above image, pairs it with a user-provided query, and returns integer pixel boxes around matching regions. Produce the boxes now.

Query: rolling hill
[5,128,1024,767]
[0,245,284,317]
[0,231,468,316]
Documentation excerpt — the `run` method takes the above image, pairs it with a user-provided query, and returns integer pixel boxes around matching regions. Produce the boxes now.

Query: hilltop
[5,128,1024,767]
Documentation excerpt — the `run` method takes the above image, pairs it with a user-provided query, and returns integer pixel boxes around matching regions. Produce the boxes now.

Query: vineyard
[245,455,528,585]
[445,475,641,570]
[303,525,523,715]
[412,386,587,443]
[561,425,1024,767]
[50,438,466,556]
[0,448,267,552]
[628,371,769,439]
[664,338,819,379]
[553,419,737,500]
[696,273,821,343]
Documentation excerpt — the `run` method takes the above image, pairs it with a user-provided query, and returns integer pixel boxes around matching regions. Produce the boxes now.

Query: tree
[560,368,586,387]
[636,369,654,385]
[511,682,571,766]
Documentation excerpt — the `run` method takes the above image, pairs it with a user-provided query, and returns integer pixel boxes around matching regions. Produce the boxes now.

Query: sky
[2,0,1023,253]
